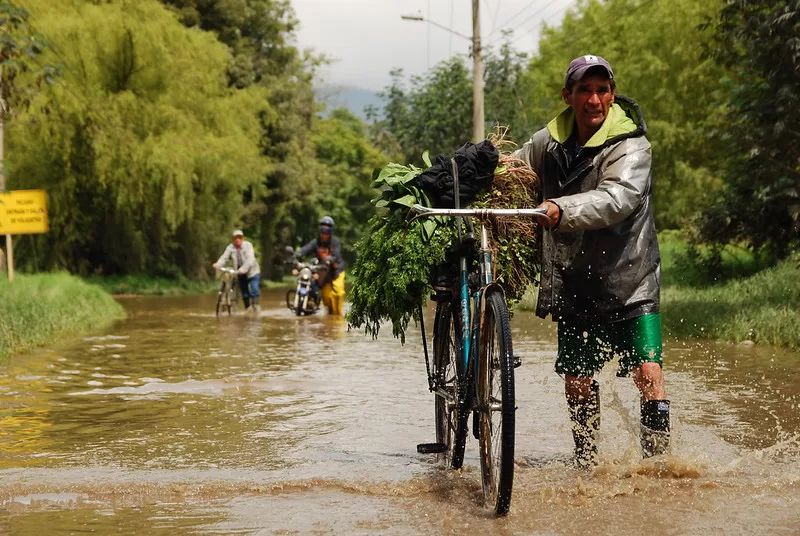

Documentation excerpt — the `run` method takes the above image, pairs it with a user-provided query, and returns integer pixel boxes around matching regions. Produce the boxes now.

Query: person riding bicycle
[212,229,261,313]
[514,55,670,467]
[294,216,346,316]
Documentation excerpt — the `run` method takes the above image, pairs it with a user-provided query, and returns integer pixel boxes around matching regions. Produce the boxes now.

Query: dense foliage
[347,158,450,342]
[5,0,384,279]
[347,141,541,342]
[693,0,800,262]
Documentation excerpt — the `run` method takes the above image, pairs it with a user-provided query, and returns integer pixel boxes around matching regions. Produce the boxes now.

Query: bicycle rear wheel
[477,290,515,516]
[433,301,469,470]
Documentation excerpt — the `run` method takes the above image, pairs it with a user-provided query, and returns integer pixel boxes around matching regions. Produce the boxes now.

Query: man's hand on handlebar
[537,201,562,230]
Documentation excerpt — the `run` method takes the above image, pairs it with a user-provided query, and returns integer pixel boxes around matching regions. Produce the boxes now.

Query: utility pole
[402,2,485,142]
[0,64,11,281]
[472,0,485,142]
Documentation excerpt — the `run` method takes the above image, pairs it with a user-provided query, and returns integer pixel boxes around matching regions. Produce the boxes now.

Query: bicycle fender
[477,283,507,332]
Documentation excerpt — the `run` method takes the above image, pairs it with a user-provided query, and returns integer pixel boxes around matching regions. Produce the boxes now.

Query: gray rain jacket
[216,240,261,279]
[514,95,661,322]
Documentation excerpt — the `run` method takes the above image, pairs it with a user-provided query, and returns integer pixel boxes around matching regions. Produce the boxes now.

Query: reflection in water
[0,290,799,534]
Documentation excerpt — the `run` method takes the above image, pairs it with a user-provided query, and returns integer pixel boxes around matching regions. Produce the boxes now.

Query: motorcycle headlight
[300,267,312,281]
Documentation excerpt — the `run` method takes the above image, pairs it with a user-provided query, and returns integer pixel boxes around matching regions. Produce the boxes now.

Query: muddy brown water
[1,290,799,534]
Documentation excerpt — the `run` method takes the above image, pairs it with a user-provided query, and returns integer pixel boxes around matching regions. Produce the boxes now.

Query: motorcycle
[285,250,330,316]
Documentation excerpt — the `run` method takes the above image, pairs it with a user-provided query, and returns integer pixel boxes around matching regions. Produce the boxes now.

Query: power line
[493,0,504,31]
[427,0,431,69]
[507,0,563,34]
[448,0,455,56]
[491,0,547,36]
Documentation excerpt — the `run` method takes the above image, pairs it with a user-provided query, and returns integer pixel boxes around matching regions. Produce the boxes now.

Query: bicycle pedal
[513,355,523,368]
[417,442,448,454]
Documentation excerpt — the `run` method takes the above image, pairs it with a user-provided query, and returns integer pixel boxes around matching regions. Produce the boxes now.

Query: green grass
[515,231,800,350]
[0,273,126,359]
[662,259,800,349]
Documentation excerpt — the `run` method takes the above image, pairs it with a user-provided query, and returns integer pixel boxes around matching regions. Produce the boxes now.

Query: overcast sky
[290,0,577,91]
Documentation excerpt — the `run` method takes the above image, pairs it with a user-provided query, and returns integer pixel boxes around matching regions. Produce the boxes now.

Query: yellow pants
[321,271,346,316]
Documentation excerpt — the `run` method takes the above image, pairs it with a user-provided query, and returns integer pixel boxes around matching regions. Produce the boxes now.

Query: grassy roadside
[83,274,295,296]
[516,231,800,350]
[0,272,125,360]
[659,231,800,350]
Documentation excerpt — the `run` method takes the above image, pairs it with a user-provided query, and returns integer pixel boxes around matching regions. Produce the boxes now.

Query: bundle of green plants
[346,152,453,343]
[472,130,541,302]
[347,136,541,343]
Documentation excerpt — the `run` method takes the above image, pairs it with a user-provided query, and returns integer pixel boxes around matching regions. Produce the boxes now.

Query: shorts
[555,313,663,378]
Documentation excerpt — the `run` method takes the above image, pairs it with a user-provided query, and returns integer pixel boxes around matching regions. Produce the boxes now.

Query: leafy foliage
[347,142,542,342]
[8,0,269,277]
[346,156,452,342]
[6,1,385,281]
[0,2,60,122]
[693,0,800,261]
[347,216,450,343]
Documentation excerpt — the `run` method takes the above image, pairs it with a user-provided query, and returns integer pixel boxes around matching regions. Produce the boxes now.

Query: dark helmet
[319,216,335,231]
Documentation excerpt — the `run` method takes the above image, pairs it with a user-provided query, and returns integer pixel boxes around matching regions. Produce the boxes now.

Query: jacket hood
[546,94,646,148]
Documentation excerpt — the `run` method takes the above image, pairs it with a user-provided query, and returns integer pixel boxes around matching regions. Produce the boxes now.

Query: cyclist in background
[294,216,346,316]
[212,229,261,313]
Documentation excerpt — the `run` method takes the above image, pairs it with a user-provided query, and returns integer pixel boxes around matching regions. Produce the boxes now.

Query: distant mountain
[315,85,385,121]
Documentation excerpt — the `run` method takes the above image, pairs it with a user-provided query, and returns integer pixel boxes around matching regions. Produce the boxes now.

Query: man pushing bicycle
[514,55,670,467]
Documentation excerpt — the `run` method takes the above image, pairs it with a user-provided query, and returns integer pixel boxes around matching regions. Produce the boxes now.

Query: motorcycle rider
[294,216,346,316]
[212,229,261,313]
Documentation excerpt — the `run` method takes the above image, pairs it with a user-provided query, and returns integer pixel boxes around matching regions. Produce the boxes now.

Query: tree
[369,58,473,166]
[518,0,728,229]
[0,1,59,120]
[695,0,800,261]
[8,0,269,277]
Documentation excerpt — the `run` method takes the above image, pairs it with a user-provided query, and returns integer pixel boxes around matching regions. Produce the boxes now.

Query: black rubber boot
[243,297,251,310]
[568,380,600,469]
[641,399,670,457]
[252,296,259,312]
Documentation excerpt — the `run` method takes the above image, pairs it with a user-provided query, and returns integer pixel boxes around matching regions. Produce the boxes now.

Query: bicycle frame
[410,201,547,515]
[216,267,239,316]
[409,203,547,378]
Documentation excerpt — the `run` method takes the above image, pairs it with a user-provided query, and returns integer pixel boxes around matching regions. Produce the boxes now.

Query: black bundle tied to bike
[415,140,499,208]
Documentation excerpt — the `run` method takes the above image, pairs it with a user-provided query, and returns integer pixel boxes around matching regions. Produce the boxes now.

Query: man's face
[233,236,243,247]
[319,225,332,241]
[562,73,615,138]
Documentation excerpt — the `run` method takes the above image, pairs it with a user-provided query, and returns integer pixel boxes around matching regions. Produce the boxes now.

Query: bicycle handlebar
[216,266,238,275]
[407,203,548,223]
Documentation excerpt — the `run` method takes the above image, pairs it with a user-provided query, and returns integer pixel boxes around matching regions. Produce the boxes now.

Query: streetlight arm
[400,14,472,41]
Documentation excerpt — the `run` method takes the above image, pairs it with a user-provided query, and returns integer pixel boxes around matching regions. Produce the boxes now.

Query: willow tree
[8,0,270,277]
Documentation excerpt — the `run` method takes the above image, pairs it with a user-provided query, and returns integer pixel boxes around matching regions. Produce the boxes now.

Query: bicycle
[409,201,548,516]
[215,266,240,316]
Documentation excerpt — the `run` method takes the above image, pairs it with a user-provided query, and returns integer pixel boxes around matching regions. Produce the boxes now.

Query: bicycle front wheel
[216,283,226,317]
[433,301,468,470]
[477,290,515,516]
[228,284,238,315]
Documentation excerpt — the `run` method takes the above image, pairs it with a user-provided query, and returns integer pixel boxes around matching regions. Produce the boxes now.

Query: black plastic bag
[415,140,499,208]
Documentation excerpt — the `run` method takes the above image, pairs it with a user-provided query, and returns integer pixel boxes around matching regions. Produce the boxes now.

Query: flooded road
[1,290,799,534]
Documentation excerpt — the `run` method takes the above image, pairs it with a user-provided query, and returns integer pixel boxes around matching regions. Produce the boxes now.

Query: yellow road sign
[0,189,49,234]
